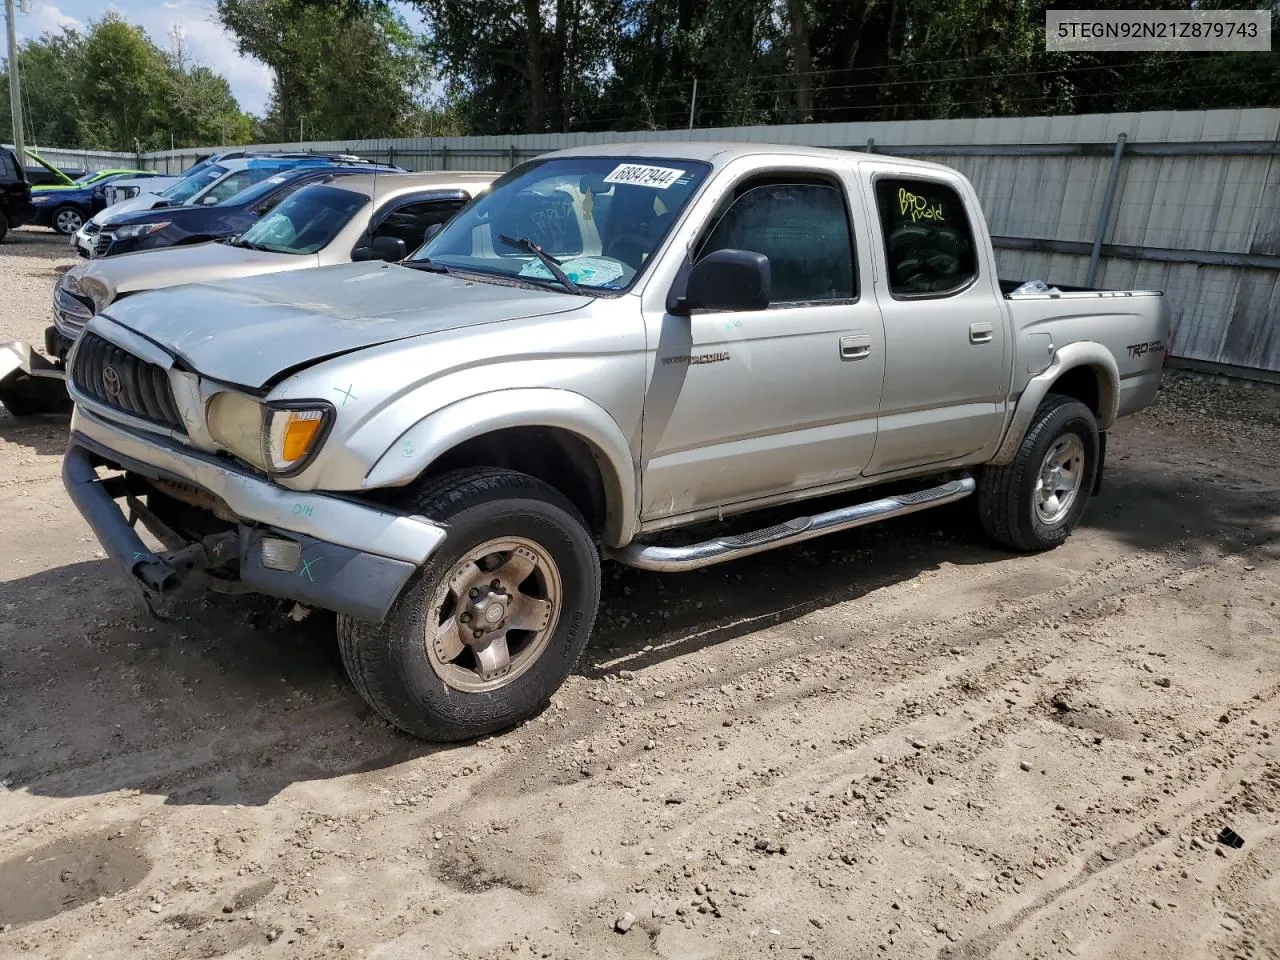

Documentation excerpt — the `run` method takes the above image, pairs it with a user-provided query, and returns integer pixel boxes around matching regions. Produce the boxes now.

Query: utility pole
[688,78,697,130]
[5,0,26,165]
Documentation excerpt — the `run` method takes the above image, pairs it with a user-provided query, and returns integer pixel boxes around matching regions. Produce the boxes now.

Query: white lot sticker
[602,163,686,189]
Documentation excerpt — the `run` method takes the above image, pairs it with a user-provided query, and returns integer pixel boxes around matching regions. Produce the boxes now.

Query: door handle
[840,335,872,361]
[969,322,994,344]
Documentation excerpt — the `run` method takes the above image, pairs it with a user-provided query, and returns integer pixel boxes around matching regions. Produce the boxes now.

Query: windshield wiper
[227,237,269,251]
[497,234,582,295]
[400,258,451,274]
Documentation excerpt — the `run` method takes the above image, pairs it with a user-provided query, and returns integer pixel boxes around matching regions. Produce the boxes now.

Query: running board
[610,476,976,572]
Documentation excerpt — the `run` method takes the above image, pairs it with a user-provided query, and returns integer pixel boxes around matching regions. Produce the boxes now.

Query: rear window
[873,177,978,297]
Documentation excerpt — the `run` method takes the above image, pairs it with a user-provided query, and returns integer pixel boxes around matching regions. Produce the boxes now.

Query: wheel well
[421,427,608,535]
[1048,365,1101,416]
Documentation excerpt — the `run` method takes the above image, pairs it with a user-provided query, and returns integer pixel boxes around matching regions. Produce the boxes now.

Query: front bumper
[64,409,448,621]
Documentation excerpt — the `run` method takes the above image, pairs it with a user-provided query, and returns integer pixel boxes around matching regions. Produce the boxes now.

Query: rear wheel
[337,468,601,741]
[52,205,84,236]
[978,394,1099,552]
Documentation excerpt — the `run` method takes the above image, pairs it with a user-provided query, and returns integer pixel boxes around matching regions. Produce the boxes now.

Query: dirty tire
[979,394,1099,552]
[337,468,601,742]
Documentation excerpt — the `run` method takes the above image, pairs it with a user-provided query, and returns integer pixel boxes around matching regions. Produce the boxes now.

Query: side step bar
[610,476,976,572]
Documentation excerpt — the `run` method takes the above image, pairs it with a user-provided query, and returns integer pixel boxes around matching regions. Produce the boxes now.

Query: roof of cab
[322,170,501,199]
[540,140,958,175]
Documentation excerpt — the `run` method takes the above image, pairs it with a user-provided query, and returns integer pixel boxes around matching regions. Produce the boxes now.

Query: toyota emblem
[102,365,122,402]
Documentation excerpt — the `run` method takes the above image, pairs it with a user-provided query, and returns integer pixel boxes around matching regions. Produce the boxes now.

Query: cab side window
[374,198,467,249]
[696,179,856,304]
[873,178,977,297]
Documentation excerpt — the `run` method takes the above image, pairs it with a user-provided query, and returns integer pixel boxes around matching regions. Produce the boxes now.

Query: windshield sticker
[518,255,626,286]
[602,163,686,190]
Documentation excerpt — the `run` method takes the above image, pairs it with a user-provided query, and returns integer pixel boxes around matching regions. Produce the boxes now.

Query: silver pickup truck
[62,143,1169,742]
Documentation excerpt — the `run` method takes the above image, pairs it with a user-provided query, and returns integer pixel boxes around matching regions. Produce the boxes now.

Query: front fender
[990,341,1119,466]
[363,387,639,547]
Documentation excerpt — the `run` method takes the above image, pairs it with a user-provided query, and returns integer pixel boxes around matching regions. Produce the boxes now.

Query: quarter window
[696,180,856,304]
[873,177,977,297]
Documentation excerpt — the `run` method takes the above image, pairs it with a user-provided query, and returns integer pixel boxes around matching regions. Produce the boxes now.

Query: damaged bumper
[64,408,447,621]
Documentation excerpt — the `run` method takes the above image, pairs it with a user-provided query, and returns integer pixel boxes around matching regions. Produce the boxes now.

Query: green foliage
[216,0,434,141]
[0,13,256,152]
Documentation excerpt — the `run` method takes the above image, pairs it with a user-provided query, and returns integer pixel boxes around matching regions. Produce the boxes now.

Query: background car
[31,170,161,235]
[85,161,405,258]
[101,150,375,207]
[75,153,398,257]
[0,147,35,242]
[46,171,496,364]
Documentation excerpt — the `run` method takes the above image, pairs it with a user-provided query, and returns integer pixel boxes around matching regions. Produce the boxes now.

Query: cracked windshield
[413,157,710,291]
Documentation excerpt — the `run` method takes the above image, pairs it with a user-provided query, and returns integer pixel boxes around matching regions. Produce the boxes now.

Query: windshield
[75,171,107,185]
[162,165,226,202]
[237,184,368,254]
[412,156,711,292]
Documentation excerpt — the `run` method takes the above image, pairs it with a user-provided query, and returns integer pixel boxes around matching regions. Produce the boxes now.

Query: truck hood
[101,261,591,389]
[69,240,305,312]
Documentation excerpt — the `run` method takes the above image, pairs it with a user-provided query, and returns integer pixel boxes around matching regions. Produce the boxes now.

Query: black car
[92,162,404,258]
[0,148,35,241]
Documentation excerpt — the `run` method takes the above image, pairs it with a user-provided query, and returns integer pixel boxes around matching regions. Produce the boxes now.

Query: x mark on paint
[299,556,319,581]
[333,384,358,406]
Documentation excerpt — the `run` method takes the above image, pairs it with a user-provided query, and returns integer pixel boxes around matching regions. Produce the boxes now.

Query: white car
[47,171,496,360]
[74,154,388,258]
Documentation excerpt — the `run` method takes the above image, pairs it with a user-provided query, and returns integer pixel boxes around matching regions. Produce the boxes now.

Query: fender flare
[363,387,640,547]
[990,341,1119,466]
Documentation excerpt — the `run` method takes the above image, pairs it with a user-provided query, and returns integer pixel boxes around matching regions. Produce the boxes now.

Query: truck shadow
[0,458,1273,808]
[0,411,72,455]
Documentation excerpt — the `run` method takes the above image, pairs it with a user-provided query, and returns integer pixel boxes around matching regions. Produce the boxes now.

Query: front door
[640,173,885,521]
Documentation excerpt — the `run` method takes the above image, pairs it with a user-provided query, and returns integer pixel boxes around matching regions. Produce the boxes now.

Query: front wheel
[337,468,601,741]
[52,205,84,236]
[978,394,1099,552]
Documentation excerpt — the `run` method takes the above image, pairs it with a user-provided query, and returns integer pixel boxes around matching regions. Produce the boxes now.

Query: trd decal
[1126,340,1166,359]
[661,351,731,366]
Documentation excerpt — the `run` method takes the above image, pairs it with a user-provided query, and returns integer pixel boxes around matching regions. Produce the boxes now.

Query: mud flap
[0,341,71,416]
[1092,431,1106,495]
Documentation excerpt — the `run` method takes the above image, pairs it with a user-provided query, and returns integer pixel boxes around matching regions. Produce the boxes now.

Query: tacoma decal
[661,351,731,366]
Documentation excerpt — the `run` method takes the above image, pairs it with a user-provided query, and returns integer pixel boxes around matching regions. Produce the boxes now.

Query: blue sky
[15,0,429,117]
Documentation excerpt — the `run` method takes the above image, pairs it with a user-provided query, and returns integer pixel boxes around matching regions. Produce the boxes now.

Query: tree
[2,13,255,152]
[217,0,431,141]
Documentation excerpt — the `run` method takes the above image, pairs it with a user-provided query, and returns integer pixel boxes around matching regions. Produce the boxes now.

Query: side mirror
[354,235,408,262]
[668,249,771,316]
[423,222,444,244]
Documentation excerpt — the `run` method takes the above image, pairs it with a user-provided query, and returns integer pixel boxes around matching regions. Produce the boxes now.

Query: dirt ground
[2,227,1278,960]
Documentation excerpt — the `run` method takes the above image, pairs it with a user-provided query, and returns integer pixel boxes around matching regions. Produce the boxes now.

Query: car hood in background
[100,261,591,389]
[92,192,168,224]
[69,241,308,311]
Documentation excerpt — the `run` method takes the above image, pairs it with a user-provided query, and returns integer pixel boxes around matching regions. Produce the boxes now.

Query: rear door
[860,168,1009,475]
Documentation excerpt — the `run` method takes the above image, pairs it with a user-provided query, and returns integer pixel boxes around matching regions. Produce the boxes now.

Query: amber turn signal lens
[282,411,323,462]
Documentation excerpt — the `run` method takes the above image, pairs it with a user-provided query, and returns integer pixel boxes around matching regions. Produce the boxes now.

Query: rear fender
[990,341,1119,466]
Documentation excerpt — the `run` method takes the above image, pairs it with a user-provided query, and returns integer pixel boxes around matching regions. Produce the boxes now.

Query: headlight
[113,221,170,240]
[206,392,332,475]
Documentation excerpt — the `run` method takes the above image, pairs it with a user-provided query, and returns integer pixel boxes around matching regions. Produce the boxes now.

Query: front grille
[71,332,184,431]
[52,286,94,339]
[93,232,113,257]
